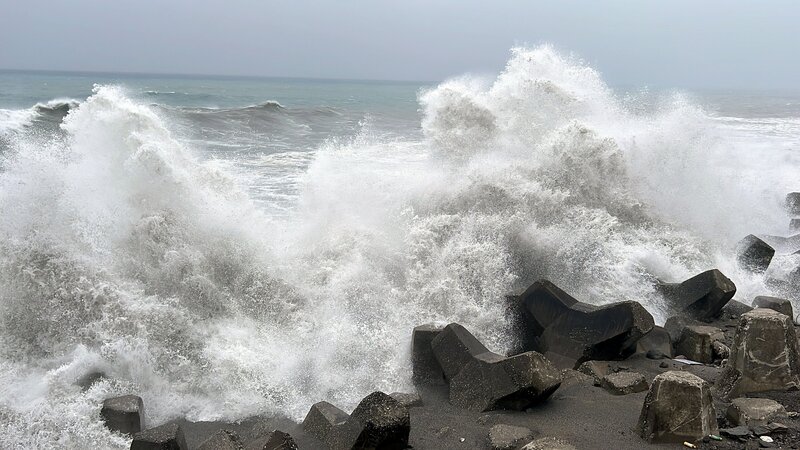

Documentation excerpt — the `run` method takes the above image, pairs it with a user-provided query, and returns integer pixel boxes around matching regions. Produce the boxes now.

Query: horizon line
[0,67,439,85]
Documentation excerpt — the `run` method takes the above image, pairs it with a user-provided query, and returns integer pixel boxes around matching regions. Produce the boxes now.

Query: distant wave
[0,99,79,134]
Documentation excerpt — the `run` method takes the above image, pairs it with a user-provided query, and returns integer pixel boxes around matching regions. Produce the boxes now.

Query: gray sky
[1,0,798,88]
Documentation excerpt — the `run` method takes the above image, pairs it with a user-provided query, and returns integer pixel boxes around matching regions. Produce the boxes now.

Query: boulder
[753,296,794,318]
[100,395,144,435]
[737,235,775,273]
[726,398,788,427]
[559,369,593,388]
[411,323,446,385]
[488,424,533,450]
[522,437,577,450]
[717,308,800,397]
[432,323,561,411]
[77,371,106,391]
[675,325,724,363]
[577,360,610,383]
[326,391,409,450]
[633,326,673,359]
[664,316,697,344]
[511,280,654,368]
[302,401,349,441]
[638,371,718,443]
[600,372,648,395]
[260,431,298,450]
[786,192,800,215]
[657,269,736,321]
[197,430,242,450]
[131,423,188,450]
[389,392,422,408]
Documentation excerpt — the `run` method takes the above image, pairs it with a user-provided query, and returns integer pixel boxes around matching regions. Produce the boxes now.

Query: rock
[638,371,718,443]
[600,371,648,395]
[790,218,800,231]
[726,398,788,427]
[411,323,446,385]
[488,424,533,450]
[326,391,409,450]
[577,360,610,382]
[659,361,669,368]
[131,423,188,450]
[100,395,144,435]
[657,269,736,321]
[389,392,422,408]
[737,235,775,273]
[675,325,724,363]
[717,308,800,397]
[634,326,673,359]
[559,369,593,387]
[197,429,242,450]
[786,192,800,215]
[522,437,577,450]
[712,341,730,360]
[753,296,794,318]
[720,425,751,439]
[302,401,349,441]
[260,431,298,450]
[77,371,106,391]
[664,316,697,344]
[432,323,561,411]
[511,280,654,368]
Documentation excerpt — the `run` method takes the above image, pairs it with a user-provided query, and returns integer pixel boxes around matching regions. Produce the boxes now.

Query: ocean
[0,46,798,448]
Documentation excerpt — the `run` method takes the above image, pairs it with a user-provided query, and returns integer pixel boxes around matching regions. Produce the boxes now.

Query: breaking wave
[0,46,796,448]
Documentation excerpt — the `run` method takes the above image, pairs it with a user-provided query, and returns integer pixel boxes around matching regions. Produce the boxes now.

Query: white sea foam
[0,47,797,448]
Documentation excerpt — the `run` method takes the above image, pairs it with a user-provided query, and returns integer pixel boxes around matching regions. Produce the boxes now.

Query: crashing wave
[0,46,794,448]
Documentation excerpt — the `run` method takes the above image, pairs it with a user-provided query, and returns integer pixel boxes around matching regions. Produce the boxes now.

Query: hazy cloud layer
[1,0,798,88]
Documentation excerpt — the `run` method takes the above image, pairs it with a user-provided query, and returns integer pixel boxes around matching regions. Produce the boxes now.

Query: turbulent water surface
[1,47,799,448]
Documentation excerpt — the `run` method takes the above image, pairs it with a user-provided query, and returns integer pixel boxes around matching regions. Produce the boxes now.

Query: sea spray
[0,47,795,448]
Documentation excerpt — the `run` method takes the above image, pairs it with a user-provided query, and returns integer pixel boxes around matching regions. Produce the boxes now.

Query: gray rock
[302,401,349,441]
[712,341,730,360]
[100,394,144,435]
[786,192,800,215]
[488,424,533,450]
[76,371,106,391]
[600,371,648,395]
[510,280,654,369]
[521,437,577,450]
[559,369,593,387]
[576,360,610,382]
[753,296,794,318]
[634,326,673,359]
[737,235,775,273]
[131,422,188,450]
[197,429,242,450]
[675,325,724,363]
[720,426,751,439]
[657,269,736,321]
[432,323,561,412]
[638,371,718,443]
[260,430,297,450]
[389,392,422,408]
[717,308,800,397]
[726,398,788,427]
[412,323,446,385]
[326,391,409,450]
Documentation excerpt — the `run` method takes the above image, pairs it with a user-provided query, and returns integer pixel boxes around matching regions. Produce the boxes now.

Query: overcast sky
[1,1,798,89]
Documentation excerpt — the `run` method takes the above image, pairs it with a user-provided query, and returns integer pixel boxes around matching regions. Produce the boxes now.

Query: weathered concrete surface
[726,397,788,427]
[638,371,718,443]
[717,308,800,397]
[432,323,561,412]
